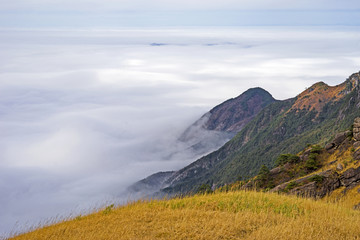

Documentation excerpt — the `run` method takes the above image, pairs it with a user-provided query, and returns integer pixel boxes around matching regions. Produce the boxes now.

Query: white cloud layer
[0,26,360,237]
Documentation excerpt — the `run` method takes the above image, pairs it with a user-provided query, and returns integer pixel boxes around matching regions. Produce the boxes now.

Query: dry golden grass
[324,186,360,209]
[10,190,360,240]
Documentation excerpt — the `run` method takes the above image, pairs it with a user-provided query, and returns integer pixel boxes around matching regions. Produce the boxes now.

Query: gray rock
[341,167,360,187]
[325,142,335,151]
[353,141,360,149]
[355,133,360,142]
[336,163,344,171]
[269,166,282,175]
[353,127,360,133]
[290,173,341,199]
[270,170,341,198]
[354,149,360,160]
[291,182,317,197]
[353,118,360,140]
[353,117,360,128]
[333,131,350,146]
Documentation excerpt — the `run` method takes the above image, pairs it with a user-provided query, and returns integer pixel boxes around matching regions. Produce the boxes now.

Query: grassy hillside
[10,190,360,240]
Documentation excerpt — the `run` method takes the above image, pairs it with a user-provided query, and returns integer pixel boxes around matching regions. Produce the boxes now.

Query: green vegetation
[197,184,213,194]
[309,175,324,183]
[275,154,300,166]
[284,181,298,192]
[310,145,323,153]
[256,165,275,190]
[164,79,360,194]
[103,204,115,215]
[305,153,319,170]
[257,165,270,181]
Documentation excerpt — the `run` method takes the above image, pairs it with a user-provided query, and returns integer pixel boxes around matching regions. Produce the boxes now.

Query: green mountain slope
[163,71,360,194]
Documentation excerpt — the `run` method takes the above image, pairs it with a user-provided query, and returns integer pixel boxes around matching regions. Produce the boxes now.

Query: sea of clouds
[0,26,360,237]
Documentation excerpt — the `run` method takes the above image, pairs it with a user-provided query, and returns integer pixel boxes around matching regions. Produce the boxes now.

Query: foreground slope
[163,72,360,194]
[11,191,360,240]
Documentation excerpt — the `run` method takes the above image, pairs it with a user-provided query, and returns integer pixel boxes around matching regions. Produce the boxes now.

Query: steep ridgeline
[179,87,276,153]
[197,87,276,133]
[162,71,360,194]
[128,88,275,198]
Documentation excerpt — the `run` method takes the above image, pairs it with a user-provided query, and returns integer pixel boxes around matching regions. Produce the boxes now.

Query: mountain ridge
[162,71,360,194]
[129,87,275,197]
[203,87,275,132]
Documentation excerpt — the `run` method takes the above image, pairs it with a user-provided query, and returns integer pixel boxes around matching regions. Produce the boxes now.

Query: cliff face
[162,71,360,195]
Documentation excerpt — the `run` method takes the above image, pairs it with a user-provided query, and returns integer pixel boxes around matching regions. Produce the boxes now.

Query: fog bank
[1,27,360,237]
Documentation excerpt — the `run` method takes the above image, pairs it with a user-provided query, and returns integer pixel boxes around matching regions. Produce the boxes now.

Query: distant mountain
[128,87,275,197]
[204,87,276,132]
[126,171,174,199]
[162,71,360,194]
[180,87,275,140]
[178,87,275,155]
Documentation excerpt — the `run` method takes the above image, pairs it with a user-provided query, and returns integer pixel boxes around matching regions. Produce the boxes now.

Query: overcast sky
[1,0,360,238]
[1,0,359,11]
[1,0,360,28]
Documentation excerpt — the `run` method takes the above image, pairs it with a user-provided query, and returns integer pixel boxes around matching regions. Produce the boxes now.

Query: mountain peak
[289,77,355,114]
[205,87,275,132]
[236,87,273,99]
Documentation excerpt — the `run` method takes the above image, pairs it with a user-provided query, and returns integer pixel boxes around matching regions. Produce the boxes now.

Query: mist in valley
[1,27,360,236]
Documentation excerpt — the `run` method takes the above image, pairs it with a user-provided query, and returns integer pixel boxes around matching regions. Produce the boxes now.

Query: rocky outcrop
[292,171,341,198]
[353,118,360,160]
[336,163,343,171]
[325,131,351,153]
[353,117,360,143]
[270,166,360,199]
[269,116,360,199]
[326,117,360,159]
[246,115,360,200]
[270,170,341,198]
[341,166,360,188]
